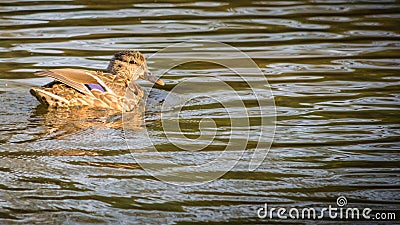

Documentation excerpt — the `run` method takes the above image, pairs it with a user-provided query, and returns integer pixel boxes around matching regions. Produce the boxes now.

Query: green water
[0,0,399,224]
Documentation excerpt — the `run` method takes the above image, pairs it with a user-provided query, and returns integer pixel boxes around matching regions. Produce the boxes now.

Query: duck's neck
[107,60,120,75]
[107,61,131,81]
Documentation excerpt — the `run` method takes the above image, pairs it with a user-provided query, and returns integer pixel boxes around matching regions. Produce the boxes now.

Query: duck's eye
[129,60,136,64]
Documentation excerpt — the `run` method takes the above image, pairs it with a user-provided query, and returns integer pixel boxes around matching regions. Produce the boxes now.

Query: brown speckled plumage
[30,50,164,111]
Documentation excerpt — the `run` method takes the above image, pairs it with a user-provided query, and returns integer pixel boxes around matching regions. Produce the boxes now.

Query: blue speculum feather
[85,84,105,92]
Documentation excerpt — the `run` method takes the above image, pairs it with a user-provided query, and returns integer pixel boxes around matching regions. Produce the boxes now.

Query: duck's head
[107,50,164,86]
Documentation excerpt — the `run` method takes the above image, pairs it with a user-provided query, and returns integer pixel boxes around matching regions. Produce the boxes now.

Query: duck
[30,50,164,111]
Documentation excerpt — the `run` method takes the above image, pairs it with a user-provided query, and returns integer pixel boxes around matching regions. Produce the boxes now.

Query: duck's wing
[34,69,116,96]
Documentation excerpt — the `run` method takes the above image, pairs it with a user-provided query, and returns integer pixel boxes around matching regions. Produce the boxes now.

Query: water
[1,0,399,224]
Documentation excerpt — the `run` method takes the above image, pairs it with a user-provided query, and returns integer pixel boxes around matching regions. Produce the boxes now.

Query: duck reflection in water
[31,99,145,139]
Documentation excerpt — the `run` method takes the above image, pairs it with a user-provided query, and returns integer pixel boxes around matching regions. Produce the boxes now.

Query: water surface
[0,0,399,224]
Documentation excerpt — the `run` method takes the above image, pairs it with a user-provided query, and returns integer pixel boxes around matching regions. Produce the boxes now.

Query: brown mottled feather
[29,50,163,111]
[34,69,96,96]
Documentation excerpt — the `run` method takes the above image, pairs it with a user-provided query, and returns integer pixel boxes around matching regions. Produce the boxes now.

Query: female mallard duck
[30,50,164,111]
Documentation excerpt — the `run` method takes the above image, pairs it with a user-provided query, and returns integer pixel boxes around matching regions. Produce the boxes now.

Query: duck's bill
[144,71,164,86]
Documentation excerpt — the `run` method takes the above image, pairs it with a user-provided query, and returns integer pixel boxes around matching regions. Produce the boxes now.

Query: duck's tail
[30,88,70,108]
